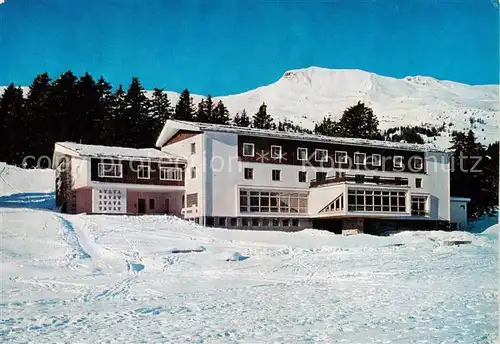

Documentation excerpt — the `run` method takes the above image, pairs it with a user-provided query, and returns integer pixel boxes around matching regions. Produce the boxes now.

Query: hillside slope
[3,67,498,149]
[156,67,499,148]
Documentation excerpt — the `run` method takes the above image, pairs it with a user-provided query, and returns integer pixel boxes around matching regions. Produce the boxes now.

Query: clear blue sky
[0,0,498,95]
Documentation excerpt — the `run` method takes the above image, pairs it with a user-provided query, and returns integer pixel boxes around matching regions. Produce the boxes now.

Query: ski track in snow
[1,206,498,343]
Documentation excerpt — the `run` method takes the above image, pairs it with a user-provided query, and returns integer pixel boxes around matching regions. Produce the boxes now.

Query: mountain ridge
[1,67,498,149]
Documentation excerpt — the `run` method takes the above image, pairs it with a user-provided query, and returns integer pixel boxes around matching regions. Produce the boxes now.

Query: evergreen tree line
[449,130,498,218]
[0,71,296,166]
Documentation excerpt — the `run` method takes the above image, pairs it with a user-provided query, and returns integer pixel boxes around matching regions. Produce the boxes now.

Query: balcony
[310,174,409,188]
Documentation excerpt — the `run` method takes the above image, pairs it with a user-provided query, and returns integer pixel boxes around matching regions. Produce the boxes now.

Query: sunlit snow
[0,164,498,342]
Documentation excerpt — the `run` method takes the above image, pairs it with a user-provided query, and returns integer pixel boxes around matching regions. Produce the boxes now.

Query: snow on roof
[55,142,186,162]
[156,120,444,152]
[450,197,471,202]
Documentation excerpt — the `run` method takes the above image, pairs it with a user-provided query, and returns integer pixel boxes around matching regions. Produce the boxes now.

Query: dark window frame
[244,167,253,180]
[272,169,281,181]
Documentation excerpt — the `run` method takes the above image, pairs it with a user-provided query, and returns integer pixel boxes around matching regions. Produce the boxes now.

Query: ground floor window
[347,189,406,212]
[205,216,305,228]
[411,196,428,216]
[239,189,308,214]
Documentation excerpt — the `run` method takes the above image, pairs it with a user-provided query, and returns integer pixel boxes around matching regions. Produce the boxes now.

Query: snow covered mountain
[163,67,499,149]
[3,67,498,149]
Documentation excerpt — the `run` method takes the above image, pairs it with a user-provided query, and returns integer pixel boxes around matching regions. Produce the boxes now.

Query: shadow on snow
[0,192,55,210]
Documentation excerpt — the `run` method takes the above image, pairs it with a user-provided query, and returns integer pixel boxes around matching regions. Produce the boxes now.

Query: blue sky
[0,0,498,95]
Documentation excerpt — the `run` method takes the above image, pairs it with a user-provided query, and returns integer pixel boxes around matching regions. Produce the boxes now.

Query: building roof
[54,142,186,164]
[450,197,471,202]
[156,120,444,152]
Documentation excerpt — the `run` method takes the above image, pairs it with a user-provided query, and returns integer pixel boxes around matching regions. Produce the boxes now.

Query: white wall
[450,200,469,230]
[204,131,239,217]
[71,157,89,188]
[161,133,204,219]
[424,151,450,221]
[308,184,345,215]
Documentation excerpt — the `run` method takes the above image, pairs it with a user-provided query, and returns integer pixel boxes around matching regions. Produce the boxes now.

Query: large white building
[156,120,452,234]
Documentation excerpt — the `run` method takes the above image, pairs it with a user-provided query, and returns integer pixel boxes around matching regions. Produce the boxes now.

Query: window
[319,194,344,213]
[149,199,155,210]
[316,172,327,181]
[160,167,182,181]
[413,157,423,170]
[239,189,308,214]
[252,218,260,226]
[415,178,422,188]
[137,165,150,179]
[315,149,328,162]
[271,145,282,159]
[191,142,196,155]
[186,193,198,207]
[393,156,404,168]
[347,189,407,213]
[217,217,227,226]
[230,218,237,227]
[282,219,290,227]
[272,169,281,181]
[297,148,308,161]
[191,167,196,179]
[354,175,365,184]
[98,163,123,178]
[244,168,253,180]
[243,143,255,157]
[371,154,381,167]
[411,196,427,216]
[292,219,299,227]
[298,171,307,183]
[242,218,250,226]
[354,152,366,165]
[335,151,347,164]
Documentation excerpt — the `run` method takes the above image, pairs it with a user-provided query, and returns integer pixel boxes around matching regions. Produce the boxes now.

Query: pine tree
[75,72,102,144]
[104,84,126,145]
[204,95,214,122]
[449,130,489,217]
[150,88,172,134]
[173,89,195,121]
[25,73,52,164]
[277,119,312,134]
[252,102,273,129]
[0,84,27,165]
[484,142,499,212]
[336,101,380,139]
[211,100,230,125]
[195,98,208,123]
[314,116,338,136]
[233,109,251,127]
[120,77,151,147]
[96,76,114,145]
[49,71,78,142]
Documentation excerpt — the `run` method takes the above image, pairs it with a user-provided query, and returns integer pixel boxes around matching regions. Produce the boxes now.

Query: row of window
[242,143,423,169]
[243,167,423,188]
[239,189,308,214]
[205,217,302,228]
[97,163,183,181]
[347,189,407,213]
[346,189,429,216]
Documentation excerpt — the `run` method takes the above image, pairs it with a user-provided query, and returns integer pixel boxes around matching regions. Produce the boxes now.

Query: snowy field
[0,165,498,343]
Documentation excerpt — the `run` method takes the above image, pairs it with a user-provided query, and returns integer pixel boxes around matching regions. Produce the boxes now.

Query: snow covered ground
[1,164,498,343]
